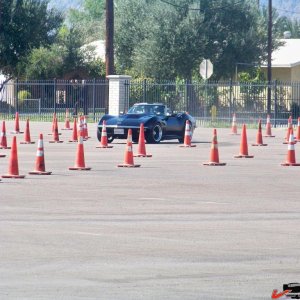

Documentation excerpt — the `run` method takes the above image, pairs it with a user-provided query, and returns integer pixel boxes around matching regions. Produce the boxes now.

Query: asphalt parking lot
[0,120,300,300]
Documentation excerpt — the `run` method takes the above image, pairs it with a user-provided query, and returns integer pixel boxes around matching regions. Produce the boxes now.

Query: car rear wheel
[97,128,114,143]
[146,123,163,143]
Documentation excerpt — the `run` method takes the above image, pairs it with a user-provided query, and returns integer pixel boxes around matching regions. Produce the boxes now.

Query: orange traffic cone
[252,119,267,146]
[96,120,113,148]
[78,116,84,139]
[0,120,11,149]
[11,112,23,134]
[118,129,141,167]
[264,114,275,137]
[20,119,35,144]
[69,118,78,142]
[134,123,152,157]
[1,136,25,178]
[234,124,254,158]
[283,116,293,144]
[83,116,90,139]
[69,136,91,170]
[29,134,52,175]
[180,120,196,147]
[281,132,300,166]
[49,117,63,143]
[203,129,226,166]
[62,109,72,130]
[48,113,56,135]
[230,113,238,135]
[296,117,300,142]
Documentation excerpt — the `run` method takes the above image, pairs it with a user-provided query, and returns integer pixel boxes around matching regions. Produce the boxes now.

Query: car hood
[103,114,153,127]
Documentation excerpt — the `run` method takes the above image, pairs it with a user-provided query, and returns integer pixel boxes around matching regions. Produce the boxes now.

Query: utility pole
[267,0,272,114]
[105,0,114,76]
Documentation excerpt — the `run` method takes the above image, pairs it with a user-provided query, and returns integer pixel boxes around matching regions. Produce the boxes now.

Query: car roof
[134,103,165,106]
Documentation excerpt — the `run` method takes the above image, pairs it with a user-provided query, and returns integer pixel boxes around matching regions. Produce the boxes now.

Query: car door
[165,113,184,136]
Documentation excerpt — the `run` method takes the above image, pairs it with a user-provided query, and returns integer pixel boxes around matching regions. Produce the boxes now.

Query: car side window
[166,108,172,116]
[154,106,165,115]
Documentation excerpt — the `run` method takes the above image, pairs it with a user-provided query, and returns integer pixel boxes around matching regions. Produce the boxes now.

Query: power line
[159,0,244,12]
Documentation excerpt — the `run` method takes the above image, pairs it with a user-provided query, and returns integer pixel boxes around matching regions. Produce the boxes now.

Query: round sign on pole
[200,59,213,80]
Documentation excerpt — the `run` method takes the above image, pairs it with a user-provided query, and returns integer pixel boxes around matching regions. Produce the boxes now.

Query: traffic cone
[62,109,72,130]
[134,123,152,157]
[1,136,25,178]
[83,116,90,139]
[118,129,141,167]
[96,120,113,148]
[230,113,238,135]
[296,117,300,142]
[48,113,56,135]
[29,134,52,175]
[69,136,91,170]
[264,114,275,137]
[78,115,84,139]
[0,120,11,149]
[11,112,23,134]
[203,129,226,166]
[283,116,294,144]
[281,131,300,166]
[49,117,63,143]
[20,119,35,144]
[180,120,196,147]
[234,124,254,158]
[69,118,78,142]
[252,119,267,146]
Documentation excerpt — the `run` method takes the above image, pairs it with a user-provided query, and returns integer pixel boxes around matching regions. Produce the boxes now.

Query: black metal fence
[128,79,300,126]
[0,79,108,121]
[1,78,300,125]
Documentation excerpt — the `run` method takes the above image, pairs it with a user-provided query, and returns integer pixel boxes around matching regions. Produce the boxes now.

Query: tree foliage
[21,26,105,79]
[67,0,105,43]
[115,0,272,80]
[0,0,63,77]
[274,15,300,38]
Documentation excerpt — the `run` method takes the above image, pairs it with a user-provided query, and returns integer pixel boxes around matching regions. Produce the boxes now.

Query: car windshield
[128,104,166,115]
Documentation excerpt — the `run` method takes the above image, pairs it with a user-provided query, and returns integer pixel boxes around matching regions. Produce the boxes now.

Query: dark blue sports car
[97,103,196,143]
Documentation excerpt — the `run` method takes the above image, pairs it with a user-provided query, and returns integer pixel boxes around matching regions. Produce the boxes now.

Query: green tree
[68,0,105,43]
[115,0,270,80]
[273,15,300,38]
[0,0,63,77]
[21,26,105,79]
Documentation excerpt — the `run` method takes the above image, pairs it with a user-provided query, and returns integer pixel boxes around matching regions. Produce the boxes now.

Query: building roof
[267,39,300,68]
[82,40,105,61]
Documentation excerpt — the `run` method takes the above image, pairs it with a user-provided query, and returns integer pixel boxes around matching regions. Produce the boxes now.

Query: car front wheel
[146,123,163,143]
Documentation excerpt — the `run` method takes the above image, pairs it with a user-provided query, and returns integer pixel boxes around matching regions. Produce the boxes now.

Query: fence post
[204,79,208,120]
[274,80,278,128]
[15,78,19,114]
[107,75,132,115]
[184,79,188,113]
[229,79,233,122]
[92,78,96,121]
[53,78,57,115]
[143,79,147,102]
